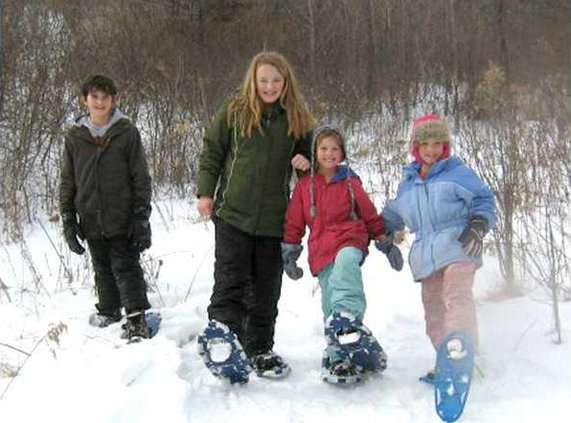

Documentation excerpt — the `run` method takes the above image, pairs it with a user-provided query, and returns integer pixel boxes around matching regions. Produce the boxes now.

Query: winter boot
[197,320,252,385]
[324,311,387,373]
[88,310,122,328]
[121,310,150,343]
[419,369,437,385]
[250,351,291,378]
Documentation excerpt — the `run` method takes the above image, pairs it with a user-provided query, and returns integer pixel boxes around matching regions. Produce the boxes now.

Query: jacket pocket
[219,173,253,215]
[408,239,423,274]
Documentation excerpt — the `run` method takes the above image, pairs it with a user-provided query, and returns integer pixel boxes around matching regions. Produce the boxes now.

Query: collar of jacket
[71,117,132,142]
[404,156,462,181]
[261,102,284,121]
[310,164,359,220]
[329,164,358,182]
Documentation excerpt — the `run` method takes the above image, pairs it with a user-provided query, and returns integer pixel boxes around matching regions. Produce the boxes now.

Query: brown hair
[314,128,345,161]
[228,51,315,138]
[81,75,117,98]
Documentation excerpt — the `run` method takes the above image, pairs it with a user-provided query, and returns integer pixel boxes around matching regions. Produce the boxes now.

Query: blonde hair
[228,51,315,139]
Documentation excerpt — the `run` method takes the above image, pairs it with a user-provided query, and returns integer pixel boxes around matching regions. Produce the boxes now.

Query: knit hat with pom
[410,113,451,163]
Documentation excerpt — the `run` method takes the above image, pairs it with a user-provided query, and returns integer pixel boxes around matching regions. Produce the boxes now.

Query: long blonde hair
[228,51,315,139]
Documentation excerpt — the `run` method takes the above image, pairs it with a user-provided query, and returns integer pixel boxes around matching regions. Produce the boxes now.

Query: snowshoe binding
[321,349,361,385]
[250,351,291,379]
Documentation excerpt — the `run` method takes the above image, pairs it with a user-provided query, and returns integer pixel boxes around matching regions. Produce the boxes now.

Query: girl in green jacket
[196,51,315,384]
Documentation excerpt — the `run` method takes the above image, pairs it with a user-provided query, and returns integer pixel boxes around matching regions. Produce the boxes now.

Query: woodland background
[0,0,569,315]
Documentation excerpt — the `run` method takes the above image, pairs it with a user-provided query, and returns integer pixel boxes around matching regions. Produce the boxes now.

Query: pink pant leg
[421,269,446,350]
[441,261,478,349]
[421,261,478,350]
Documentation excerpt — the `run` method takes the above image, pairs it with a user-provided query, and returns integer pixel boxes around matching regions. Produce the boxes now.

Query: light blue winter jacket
[382,156,496,281]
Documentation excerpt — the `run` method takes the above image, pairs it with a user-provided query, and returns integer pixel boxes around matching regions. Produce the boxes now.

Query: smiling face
[316,135,344,178]
[417,139,446,166]
[255,64,285,105]
[83,89,115,125]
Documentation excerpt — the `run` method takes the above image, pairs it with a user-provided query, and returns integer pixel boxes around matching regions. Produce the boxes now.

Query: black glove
[281,242,303,280]
[62,212,85,255]
[458,216,488,259]
[129,206,152,252]
[375,234,404,271]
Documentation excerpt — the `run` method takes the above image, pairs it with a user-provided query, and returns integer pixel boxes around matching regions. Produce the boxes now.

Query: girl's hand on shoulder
[197,196,214,217]
[291,154,310,171]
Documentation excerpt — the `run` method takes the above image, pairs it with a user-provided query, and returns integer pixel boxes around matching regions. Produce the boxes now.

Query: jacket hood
[76,108,126,139]
[311,124,347,166]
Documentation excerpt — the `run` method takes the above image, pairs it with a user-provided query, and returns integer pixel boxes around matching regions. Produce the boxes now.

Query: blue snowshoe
[324,311,387,374]
[146,311,161,338]
[196,320,252,385]
[434,331,475,422]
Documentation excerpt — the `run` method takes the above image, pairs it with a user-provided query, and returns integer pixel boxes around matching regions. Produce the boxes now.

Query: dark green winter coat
[197,99,311,237]
[59,117,152,240]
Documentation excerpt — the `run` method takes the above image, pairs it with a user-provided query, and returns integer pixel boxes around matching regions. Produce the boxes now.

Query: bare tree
[0,0,569,307]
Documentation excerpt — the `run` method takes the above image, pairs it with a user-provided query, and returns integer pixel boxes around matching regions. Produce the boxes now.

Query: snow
[0,203,570,423]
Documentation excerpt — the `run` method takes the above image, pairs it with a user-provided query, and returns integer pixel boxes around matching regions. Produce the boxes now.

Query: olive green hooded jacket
[59,113,152,240]
[197,99,311,237]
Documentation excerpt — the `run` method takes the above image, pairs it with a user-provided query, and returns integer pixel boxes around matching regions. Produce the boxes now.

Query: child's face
[83,89,115,122]
[256,64,285,105]
[417,139,445,166]
[316,135,344,174]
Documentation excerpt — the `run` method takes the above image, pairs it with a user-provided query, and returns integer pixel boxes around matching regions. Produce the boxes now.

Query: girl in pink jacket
[282,125,402,384]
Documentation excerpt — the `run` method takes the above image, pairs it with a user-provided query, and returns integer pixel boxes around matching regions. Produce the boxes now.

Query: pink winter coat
[283,168,385,275]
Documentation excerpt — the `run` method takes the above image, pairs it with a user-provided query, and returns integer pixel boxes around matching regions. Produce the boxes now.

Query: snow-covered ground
[0,202,569,423]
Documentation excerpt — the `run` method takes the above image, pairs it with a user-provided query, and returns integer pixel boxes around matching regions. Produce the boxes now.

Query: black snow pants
[87,235,151,315]
[208,217,284,357]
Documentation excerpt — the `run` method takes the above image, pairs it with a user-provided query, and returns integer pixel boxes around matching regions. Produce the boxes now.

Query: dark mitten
[62,212,85,255]
[281,242,304,280]
[129,206,152,252]
[458,216,488,259]
[375,235,404,271]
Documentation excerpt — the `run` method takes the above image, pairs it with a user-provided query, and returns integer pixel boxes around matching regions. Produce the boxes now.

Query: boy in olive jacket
[59,75,152,342]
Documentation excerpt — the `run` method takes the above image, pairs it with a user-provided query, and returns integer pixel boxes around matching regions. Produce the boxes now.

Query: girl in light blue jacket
[381,114,496,367]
